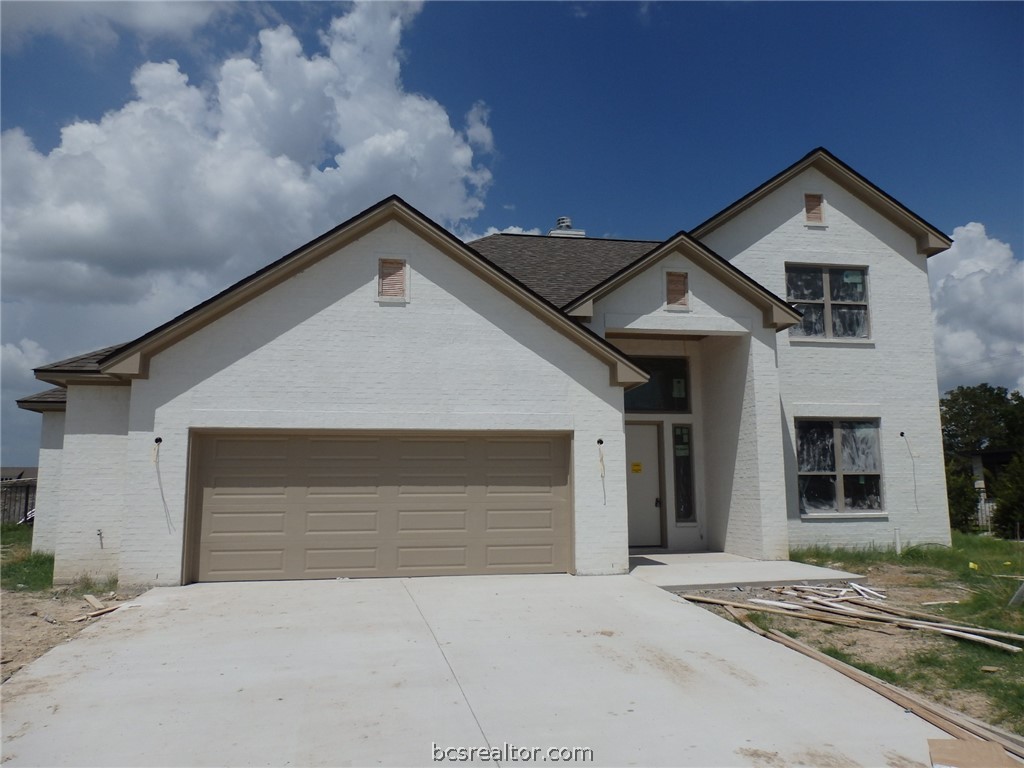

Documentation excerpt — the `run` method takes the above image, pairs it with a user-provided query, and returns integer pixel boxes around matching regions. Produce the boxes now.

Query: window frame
[795,418,884,516]
[786,263,870,340]
[624,357,691,414]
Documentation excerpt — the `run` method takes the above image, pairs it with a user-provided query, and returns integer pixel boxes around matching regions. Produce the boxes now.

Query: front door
[626,423,661,547]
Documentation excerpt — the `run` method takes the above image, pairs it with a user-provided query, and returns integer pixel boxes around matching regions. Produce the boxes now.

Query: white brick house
[18,148,952,586]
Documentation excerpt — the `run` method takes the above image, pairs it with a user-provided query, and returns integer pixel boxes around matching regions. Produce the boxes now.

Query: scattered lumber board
[682,592,1023,652]
[83,594,105,611]
[761,628,1024,760]
[70,605,121,623]
[681,595,899,634]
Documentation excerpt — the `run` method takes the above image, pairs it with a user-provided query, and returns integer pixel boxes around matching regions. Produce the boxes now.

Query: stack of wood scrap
[682,583,1024,653]
[70,594,122,623]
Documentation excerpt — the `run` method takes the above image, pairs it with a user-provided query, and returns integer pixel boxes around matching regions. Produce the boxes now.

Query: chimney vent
[547,216,586,238]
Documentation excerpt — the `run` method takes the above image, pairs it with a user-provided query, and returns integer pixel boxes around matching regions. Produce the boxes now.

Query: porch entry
[622,353,703,551]
[626,422,702,550]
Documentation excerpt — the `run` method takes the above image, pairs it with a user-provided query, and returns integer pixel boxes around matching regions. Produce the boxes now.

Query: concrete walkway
[630,552,863,590]
[2,575,941,767]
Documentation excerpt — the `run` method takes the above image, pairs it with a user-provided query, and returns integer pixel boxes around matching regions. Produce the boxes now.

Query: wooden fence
[1,478,36,524]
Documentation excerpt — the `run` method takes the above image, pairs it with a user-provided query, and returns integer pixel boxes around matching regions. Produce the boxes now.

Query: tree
[939,384,1024,537]
[945,461,978,533]
[992,454,1024,539]
[940,384,1024,458]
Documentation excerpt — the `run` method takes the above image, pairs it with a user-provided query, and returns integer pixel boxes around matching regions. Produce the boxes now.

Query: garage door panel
[396,476,472,495]
[305,510,379,533]
[206,548,286,576]
[303,475,387,499]
[194,433,570,581]
[210,437,290,462]
[485,508,556,532]
[396,439,470,461]
[304,547,378,573]
[486,544,556,567]
[305,437,383,461]
[207,510,287,534]
[397,545,468,570]
[397,509,468,532]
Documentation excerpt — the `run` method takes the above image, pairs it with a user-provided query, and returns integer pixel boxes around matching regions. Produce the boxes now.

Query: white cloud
[1,1,495,464]
[460,224,543,242]
[1,1,233,52]
[929,222,1024,394]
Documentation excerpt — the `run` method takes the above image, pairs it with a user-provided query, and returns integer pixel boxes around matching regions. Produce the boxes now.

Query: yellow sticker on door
[631,462,643,473]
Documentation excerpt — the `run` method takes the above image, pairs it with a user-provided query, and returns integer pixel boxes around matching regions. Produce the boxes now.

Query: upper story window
[665,271,689,310]
[804,193,825,225]
[624,357,690,413]
[378,258,408,302]
[786,265,869,339]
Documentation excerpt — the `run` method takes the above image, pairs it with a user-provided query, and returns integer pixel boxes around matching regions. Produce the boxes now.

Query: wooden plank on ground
[83,594,105,610]
[763,629,1024,760]
[928,738,1019,767]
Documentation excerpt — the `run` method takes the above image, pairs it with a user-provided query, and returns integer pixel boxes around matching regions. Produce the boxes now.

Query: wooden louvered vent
[379,259,406,298]
[804,194,824,224]
[666,271,689,308]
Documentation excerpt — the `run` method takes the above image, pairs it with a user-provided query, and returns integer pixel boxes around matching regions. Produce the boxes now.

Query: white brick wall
[107,220,629,585]
[30,412,65,554]
[701,167,951,549]
[53,386,130,583]
[588,249,790,558]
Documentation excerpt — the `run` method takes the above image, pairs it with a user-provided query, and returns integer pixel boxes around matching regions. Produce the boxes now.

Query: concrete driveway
[2,575,943,767]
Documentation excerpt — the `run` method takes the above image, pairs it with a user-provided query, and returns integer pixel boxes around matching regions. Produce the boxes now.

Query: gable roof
[690,147,951,256]
[33,344,128,386]
[470,234,659,308]
[563,230,802,330]
[16,387,68,413]
[44,196,647,389]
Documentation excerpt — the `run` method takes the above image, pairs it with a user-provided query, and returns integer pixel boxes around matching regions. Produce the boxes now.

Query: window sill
[662,306,691,313]
[800,511,888,520]
[789,338,874,349]
[376,296,410,305]
[803,223,828,230]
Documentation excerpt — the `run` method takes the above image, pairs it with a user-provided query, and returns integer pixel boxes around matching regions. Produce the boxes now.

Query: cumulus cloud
[929,223,1024,394]
[1,1,233,52]
[0,1,495,463]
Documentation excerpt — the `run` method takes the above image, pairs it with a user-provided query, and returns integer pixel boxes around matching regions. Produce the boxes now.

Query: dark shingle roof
[16,387,68,410]
[34,344,128,374]
[469,234,659,308]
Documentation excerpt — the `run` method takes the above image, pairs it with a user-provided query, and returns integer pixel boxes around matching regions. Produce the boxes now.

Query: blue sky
[2,1,1023,465]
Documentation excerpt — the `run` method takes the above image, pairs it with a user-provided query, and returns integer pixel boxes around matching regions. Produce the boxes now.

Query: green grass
[819,646,908,686]
[1,523,54,591]
[788,532,1024,733]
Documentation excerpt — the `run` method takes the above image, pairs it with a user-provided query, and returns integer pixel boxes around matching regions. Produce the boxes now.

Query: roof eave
[98,197,649,389]
[690,149,952,257]
[564,233,800,331]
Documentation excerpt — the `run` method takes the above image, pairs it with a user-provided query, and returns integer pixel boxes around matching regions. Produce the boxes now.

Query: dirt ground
[686,563,1009,728]
[0,589,139,684]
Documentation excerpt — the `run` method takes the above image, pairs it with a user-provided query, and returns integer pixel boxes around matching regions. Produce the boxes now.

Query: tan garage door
[190,433,571,581]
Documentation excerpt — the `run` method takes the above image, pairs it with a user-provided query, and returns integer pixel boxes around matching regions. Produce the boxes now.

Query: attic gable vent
[378,258,407,299]
[804,193,825,224]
